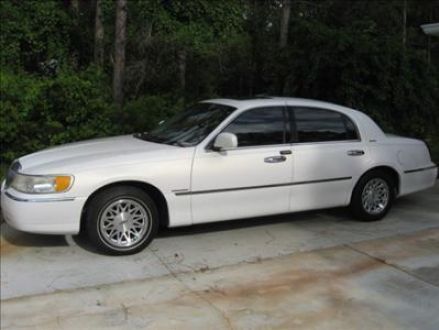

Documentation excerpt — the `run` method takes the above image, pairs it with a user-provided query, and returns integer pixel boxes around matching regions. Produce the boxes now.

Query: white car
[1,97,437,254]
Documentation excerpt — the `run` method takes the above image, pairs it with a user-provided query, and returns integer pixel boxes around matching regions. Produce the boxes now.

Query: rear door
[287,106,368,212]
[190,107,293,224]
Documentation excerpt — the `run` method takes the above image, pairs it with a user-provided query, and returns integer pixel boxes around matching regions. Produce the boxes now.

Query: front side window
[223,107,286,147]
[136,102,236,146]
[292,107,358,143]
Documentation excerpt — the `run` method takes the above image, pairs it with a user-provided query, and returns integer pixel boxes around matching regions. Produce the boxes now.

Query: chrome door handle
[280,150,292,155]
[347,150,365,156]
[264,156,287,163]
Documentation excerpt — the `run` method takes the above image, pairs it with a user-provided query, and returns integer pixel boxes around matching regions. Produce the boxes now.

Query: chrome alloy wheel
[361,178,390,215]
[98,198,151,248]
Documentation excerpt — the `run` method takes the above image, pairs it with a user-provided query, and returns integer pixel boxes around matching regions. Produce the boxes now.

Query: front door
[190,107,293,223]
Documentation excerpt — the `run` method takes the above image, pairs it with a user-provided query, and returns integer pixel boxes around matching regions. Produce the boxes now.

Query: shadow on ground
[158,207,353,238]
[1,207,353,255]
[1,190,429,255]
[1,224,67,248]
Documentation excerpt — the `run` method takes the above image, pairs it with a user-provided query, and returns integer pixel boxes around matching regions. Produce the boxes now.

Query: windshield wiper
[134,132,164,143]
[134,133,193,147]
[170,141,187,147]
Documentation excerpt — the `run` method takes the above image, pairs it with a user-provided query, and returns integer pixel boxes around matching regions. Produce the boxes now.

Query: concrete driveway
[1,183,438,329]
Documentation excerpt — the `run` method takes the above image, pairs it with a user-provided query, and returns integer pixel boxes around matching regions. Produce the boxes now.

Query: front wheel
[350,170,395,221]
[85,186,159,255]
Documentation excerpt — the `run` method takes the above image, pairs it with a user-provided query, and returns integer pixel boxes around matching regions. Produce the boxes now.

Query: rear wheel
[85,186,159,255]
[350,170,395,221]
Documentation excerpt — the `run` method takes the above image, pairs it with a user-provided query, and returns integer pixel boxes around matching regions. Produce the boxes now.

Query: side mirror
[213,132,238,151]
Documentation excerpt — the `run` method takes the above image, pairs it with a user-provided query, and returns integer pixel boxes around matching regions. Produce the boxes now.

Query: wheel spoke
[99,198,151,249]
[109,229,117,238]
[361,178,390,215]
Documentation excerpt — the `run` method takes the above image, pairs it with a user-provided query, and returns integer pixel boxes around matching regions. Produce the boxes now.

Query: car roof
[201,97,386,141]
[201,97,356,113]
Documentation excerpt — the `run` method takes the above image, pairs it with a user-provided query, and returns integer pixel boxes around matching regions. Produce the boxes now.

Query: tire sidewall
[351,170,395,221]
[85,186,159,255]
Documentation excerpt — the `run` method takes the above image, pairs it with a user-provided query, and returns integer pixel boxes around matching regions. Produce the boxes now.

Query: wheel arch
[351,165,401,202]
[80,180,169,232]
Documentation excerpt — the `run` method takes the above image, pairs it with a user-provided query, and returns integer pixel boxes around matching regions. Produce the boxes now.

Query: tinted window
[344,117,358,140]
[223,107,286,147]
[140,103,235,146]
[292,107,358,143]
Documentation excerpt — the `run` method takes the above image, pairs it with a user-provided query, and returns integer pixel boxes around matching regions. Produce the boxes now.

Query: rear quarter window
[291,107,358,143]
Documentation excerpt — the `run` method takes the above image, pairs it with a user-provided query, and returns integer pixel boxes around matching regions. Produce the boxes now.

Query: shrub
[0,68,118,165]
[121,95,184,133]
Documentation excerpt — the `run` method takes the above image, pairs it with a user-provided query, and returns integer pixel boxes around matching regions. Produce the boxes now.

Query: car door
[287,106,369,212]
[190,106,293,224]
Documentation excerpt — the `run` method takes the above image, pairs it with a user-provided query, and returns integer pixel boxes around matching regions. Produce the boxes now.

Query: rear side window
[223,107,286,147]
[291,107,358,143]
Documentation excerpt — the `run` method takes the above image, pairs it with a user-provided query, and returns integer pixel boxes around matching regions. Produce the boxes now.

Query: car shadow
[1,207,353,255]
[1,222,68,249]
[157,207,352,238]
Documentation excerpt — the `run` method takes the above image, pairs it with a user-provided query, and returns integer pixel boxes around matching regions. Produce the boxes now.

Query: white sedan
[1,97,437,255]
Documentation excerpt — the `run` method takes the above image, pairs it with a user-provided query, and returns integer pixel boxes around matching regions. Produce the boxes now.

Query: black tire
[350,170,396,222]
[85,186,159,255]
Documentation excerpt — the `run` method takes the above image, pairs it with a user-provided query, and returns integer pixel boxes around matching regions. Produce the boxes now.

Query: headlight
[10,174,73,194]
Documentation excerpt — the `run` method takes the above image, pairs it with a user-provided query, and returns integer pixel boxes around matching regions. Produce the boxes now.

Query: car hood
[18,135,179,174]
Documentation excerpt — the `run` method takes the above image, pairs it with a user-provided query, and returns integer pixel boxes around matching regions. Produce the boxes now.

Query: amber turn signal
[55,176,72,192]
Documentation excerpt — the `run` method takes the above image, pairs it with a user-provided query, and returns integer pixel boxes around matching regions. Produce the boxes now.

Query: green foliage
[130,0,244,49]
[279,8,439,140]
[122,95,183,133]
[0,68,117,163]
[0,0,438,168]
[0,0,71,71]
[0,162,7,181]
[428,136,439,164]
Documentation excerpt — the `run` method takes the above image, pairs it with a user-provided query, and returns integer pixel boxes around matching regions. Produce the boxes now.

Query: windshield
[135,102,236,147]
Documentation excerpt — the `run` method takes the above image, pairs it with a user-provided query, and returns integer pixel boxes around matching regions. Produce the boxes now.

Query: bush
[121,95,184,133]
[0,0,71,72]
[0,68,118,165]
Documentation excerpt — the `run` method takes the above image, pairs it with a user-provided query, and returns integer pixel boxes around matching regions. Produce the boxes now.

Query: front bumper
[1,186,86,235]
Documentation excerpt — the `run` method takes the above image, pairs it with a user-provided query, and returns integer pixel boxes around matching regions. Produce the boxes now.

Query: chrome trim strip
[404,165,437,174]
[5,191,76,203]
[171,189,190,193]
[175,176,352,196]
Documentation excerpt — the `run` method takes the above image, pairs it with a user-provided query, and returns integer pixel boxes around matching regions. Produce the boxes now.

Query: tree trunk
[402,0,407,49]
[278,0,292,94]
[71,0,79,13]
[427,35,431,65]
[94,0,104,67]
[279,0,292,49]
[177,49,187,93]
[427,10,432,66]
[113,0,127,107]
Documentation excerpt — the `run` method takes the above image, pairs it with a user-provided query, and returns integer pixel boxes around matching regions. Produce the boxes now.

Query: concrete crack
[121,303,129,321]
[264,229,275,245]
[345,243,439,289]
[150,249,233,329]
